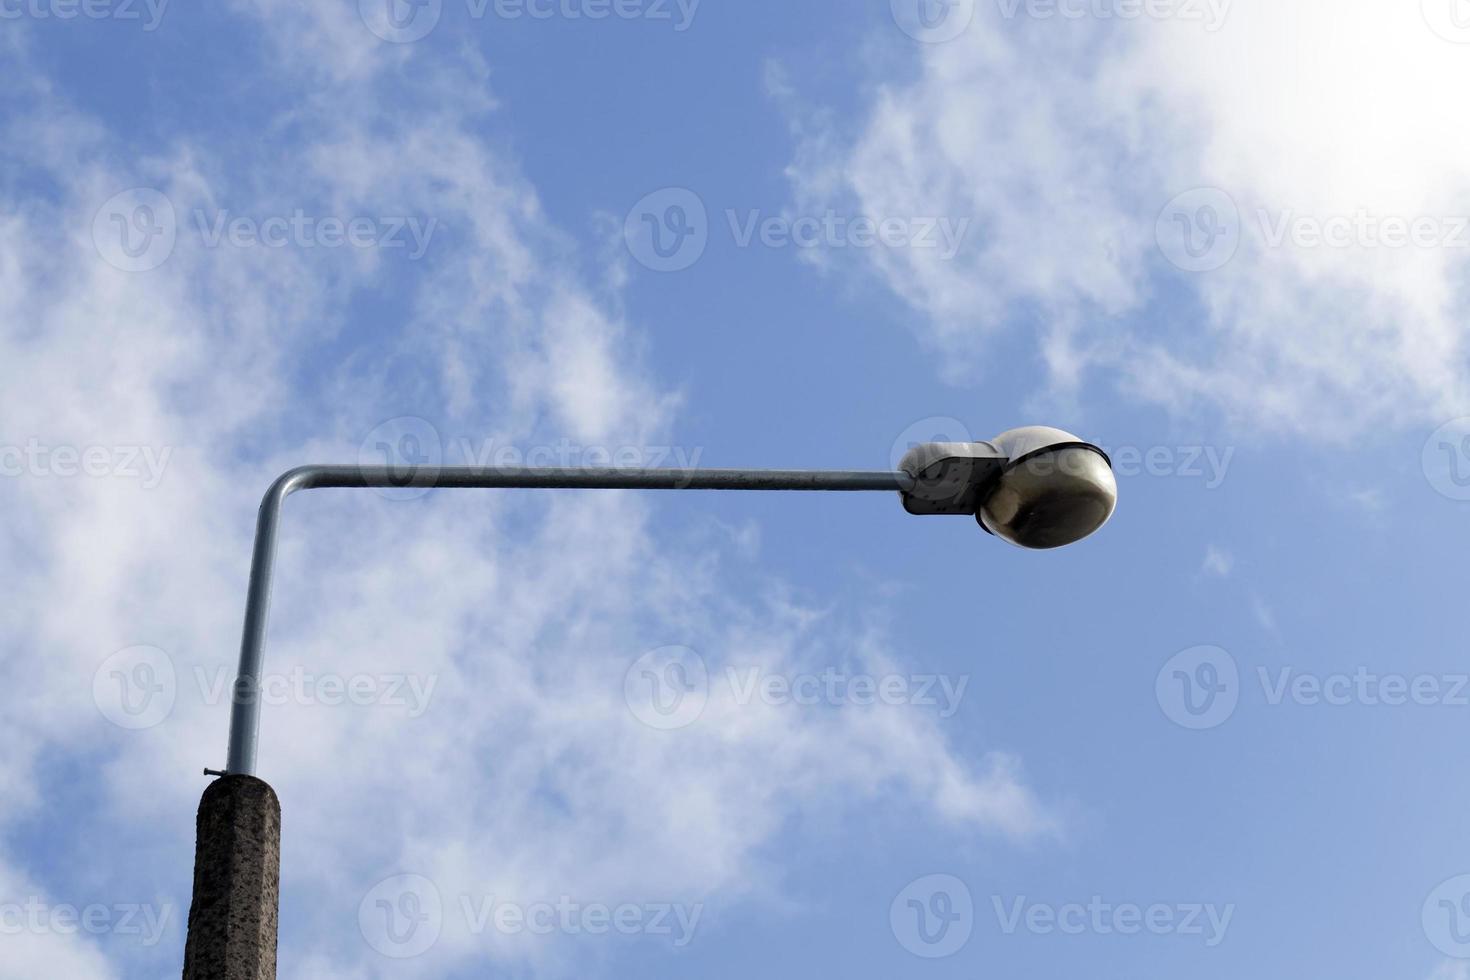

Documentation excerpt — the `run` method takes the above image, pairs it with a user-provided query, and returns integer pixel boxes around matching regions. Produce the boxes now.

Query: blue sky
[3,1,1470,978]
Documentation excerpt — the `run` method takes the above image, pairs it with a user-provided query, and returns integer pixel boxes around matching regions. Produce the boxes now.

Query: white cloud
[1346,486,1387,513]
[1201,545,1232,577]
[779,0,1470,438]
[1250,592,1278,635]
[0,869,119,980]
[0,11,1053,977]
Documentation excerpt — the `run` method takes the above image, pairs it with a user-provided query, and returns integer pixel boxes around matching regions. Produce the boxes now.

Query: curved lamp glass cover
[978,427,1118,550]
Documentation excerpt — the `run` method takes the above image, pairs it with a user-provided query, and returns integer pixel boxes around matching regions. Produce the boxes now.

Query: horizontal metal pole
[224,465,916,776]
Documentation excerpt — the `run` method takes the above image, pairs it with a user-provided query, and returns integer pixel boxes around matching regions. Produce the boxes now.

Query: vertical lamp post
[181,426,1117,979]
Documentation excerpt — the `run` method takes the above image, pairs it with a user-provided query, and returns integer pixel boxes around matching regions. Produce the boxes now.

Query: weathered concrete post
[181,775,281,980]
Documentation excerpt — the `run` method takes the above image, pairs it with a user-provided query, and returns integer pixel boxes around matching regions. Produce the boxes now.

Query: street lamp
[181,426,1116,978]
[898,426,1119,549]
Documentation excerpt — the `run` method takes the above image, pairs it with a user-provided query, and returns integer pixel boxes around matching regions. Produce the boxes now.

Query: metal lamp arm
[222,464,920,776]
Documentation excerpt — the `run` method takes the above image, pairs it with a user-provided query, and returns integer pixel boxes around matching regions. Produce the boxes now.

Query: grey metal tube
[224,465,916,775]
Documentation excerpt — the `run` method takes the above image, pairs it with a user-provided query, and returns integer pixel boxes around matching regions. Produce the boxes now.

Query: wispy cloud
[777,0,1470,439]
[1201,545,1233,578]
[0,11,1054,977]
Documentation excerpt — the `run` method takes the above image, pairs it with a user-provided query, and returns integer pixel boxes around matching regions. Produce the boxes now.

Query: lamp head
[977,427,1117,549]
[897,425,1116,549]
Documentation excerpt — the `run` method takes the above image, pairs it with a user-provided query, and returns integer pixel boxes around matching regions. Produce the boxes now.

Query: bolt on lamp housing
[899,426,1117,550]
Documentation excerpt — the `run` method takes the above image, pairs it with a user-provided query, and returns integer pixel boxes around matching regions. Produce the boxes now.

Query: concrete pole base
[181,775,281,980]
